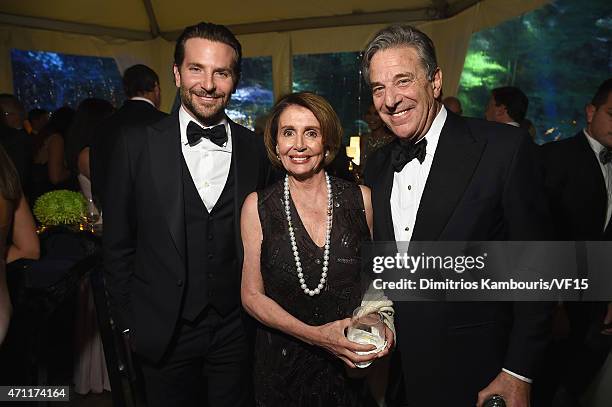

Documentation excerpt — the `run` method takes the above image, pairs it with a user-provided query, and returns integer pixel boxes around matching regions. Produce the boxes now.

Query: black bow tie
[391,138,428,172]
[599,148,612,165]
[186,121,227,147]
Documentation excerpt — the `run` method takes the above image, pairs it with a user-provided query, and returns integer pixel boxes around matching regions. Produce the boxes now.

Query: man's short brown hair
[264,92,342,169]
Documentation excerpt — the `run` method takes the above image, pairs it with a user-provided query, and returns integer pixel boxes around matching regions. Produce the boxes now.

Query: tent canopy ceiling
[0,0,480,39]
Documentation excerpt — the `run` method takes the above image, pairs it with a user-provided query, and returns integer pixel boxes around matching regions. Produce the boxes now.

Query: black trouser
[139,307,252,407]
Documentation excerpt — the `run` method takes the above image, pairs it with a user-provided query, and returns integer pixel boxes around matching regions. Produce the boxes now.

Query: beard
[180,85,231,126]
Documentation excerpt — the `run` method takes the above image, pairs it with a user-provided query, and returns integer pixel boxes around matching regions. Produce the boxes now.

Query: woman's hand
[312,318,379,368]
[375,324,394,359]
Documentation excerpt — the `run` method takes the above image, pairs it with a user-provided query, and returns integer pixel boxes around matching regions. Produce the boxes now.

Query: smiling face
[173,38,236,126]
[276,104,325,179]
[368,46,442,140]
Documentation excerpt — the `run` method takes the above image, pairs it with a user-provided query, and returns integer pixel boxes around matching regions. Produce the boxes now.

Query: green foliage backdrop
[457,0,611,144]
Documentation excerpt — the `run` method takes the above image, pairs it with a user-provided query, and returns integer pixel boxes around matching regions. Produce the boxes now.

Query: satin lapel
[230,120,258,259]
[372,144,397,241]
[148,113,185,259]
[411,113,487,241]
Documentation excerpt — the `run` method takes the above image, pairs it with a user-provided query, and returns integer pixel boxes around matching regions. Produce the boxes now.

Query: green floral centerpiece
[33,190,86,227]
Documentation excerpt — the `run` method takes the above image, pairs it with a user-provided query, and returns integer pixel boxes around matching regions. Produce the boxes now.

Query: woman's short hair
[264,92,342,169]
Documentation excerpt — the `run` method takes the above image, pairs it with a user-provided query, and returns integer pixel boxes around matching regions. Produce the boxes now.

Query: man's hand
[602,302,612,335]
[477,371,530,407]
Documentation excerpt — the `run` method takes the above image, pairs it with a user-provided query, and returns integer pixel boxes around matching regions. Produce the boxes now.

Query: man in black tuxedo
[104,22,269,407]
[362,25,552,407]
[539,78,612,404]
[90,64,167,210]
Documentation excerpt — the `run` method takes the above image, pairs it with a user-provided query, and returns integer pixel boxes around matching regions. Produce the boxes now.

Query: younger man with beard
[104,22,269,407]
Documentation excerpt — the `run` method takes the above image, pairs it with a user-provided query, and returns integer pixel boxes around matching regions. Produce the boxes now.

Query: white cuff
[502,368,532,384]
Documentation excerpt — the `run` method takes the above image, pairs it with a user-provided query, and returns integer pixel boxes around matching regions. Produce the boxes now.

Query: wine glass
[346,306,386,368]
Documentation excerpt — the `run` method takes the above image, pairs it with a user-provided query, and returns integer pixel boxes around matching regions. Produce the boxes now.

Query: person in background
[0,145,22,346]
[27,108,50,136]
[30,106,75,203]
[484,86,529,128]
[0,94,26,131]
[0,95,32,195]
[538,77,612,406]
[91,64,167,210]
[64,98,114,229]
[359,104,395,171]
[5,193,39,264]
[64,98,115,183]
[442,95,463,115]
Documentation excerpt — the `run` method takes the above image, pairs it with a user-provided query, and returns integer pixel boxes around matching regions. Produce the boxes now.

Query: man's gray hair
[361,25,438,85]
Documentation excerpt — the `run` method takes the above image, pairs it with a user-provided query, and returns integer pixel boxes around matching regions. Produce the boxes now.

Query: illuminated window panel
[226,56,274,131]
[11,49,125,112]
[457,0,611,144]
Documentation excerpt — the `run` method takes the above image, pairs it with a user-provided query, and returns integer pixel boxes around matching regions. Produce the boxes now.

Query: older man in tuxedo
[362,25,552,407]
[104,22,269,407]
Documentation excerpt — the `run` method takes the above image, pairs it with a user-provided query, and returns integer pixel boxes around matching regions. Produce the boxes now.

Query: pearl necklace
[283,172,332,296]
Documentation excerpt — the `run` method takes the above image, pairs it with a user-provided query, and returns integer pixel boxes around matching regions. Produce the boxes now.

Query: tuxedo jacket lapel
[148,113,186,259]
[411,112,487,241]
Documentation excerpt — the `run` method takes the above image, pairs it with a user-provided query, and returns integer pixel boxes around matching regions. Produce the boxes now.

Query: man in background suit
[104,22,269,407]
[90,64,166,210]
[485,86,529,128]
[539,78,612,405]
[362,25,552,407]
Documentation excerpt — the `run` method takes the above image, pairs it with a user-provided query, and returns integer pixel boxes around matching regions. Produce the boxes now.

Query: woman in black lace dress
[241,92,394,406]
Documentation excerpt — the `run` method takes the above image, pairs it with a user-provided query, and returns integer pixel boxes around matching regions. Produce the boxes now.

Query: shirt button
[315,259,321,264]
[281,348,287,357]
[405,226,410,231]
[203,181,209,188]
[208,234,213,240]
[208,254,214,260]
[208,272,213,278]
[407,185,412,190]
[177,279,184,287]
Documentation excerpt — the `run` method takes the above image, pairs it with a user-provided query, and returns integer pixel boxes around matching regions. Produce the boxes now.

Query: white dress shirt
[584,129,612,230]
[391,106,446,241]
[178,105,232,212]
[391,106,532,383]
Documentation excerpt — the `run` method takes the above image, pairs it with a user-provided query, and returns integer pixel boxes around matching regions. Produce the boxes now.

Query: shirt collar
[506,121,520,127]
[178,105,230,148]
[420,105,447,158]
[129,96,156,107]
[583,128,607,157]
